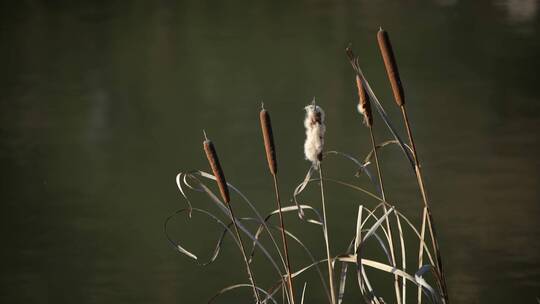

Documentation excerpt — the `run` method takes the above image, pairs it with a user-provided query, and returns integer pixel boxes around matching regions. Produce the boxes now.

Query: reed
[168,35,449,304]
[259,104,296,304]
[203,131,261,303]
[355,75,373,128]
[377,27,449,303]
[304,102,336,304]
[347,48,402,304]
[376,28,405,107]
[318,162,335,304]
[260,105,278,176]
[203,131,231,204]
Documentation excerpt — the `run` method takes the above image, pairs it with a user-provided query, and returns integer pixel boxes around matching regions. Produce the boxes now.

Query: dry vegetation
[165,28,449,304]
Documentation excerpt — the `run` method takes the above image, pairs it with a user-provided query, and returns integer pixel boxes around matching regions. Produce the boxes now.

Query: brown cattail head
[377,27,405,107]
[355,75,373,127]
[259,105,278,175]
[203,132,230,204]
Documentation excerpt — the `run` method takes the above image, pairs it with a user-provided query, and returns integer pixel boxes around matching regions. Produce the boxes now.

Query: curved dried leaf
[208,283,278,304]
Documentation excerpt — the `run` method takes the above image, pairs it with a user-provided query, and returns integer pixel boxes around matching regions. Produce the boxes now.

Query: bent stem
[368,127,402,304]
[272,174,296,304]
[318,163,336,304]
[226,203,262,303]
[400,106,448,303]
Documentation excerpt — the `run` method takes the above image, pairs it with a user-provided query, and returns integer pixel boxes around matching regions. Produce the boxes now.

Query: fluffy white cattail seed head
[304,103,326,167]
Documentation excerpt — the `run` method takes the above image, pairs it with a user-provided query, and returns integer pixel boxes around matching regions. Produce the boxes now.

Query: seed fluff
[303,102,326,167]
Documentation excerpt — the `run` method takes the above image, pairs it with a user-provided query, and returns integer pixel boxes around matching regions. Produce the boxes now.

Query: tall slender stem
[368,129,386,202]
[272,174,295,304]
[400,106,448,303]
[318,163,336,304]
[368,127,402,304]
[226,203,261,303]
[418,206,428,304]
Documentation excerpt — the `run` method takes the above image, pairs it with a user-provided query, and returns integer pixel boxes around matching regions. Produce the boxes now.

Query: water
[1,1,539,303]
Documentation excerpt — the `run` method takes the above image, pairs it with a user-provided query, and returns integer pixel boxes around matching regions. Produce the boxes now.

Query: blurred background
[1,0,539,303]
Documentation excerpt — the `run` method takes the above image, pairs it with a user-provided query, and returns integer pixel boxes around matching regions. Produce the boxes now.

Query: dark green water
[1,1,539,303]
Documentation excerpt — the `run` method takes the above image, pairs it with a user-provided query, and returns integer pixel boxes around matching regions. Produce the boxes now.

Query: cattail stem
[368,127,402,304]
[348,48,403,303]
[260,106,295,304]
[348,44,410,303]
[318,163,336,304]
[361,69,401,302]
[226,203,262,304]
[203,133,261,303]
[272,174,295,304]
[376,26,449,302]
[400,106,448,304]
[368,129,385,201]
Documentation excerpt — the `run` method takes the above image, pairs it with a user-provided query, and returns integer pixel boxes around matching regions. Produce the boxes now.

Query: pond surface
[1,1,539,303]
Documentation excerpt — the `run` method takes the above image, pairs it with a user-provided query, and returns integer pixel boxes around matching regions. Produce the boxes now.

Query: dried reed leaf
[253,221,332,302]
[170,168,444,304]
[174,171,284,274]
[209,284,278,304]
[300,282,307,304]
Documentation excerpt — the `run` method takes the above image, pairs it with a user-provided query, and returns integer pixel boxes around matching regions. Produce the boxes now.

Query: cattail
[202,132,230,204]
[260,104,296,304]
[303,102,326,166]
[260,105,277,175]
[377,27,405,107]
[305,101,335,303]
[203,131,261,302]
[355,75,373,127]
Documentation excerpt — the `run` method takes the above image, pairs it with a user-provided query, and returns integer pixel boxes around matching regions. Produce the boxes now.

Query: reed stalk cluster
[167,27,449,304]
